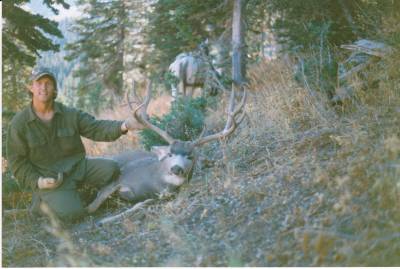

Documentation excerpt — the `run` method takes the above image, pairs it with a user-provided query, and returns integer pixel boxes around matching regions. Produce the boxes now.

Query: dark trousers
[34,158,120,221]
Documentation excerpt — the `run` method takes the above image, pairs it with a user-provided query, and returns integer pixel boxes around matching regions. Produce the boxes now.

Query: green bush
[293,22,339,99]
[294,48,339,99]
[139,96,208,150]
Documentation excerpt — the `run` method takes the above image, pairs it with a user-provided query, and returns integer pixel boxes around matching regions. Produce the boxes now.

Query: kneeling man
[6,67,143,221]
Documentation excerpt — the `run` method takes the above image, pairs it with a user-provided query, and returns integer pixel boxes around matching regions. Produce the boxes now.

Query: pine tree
[264,0,362,52]
[65,0,150,112]
[146,0,231,73]
[262,0,400,98]
[146,0,271,81]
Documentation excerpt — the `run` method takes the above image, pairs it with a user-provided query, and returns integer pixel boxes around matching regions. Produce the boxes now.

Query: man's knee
[99,159,120,184]
[46,202,85,222]
[85,158,121,187]
[39,190,86,222]
[108,160,120,180]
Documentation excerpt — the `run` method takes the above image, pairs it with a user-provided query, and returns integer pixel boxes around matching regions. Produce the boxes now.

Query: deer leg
[187,86,194,98]
[180,80,186,97]
[86,180,121,213]
[171,84,178,98]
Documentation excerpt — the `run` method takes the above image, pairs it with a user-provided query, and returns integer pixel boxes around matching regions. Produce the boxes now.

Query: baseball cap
[30,67,58,91]
[30,67,57,82]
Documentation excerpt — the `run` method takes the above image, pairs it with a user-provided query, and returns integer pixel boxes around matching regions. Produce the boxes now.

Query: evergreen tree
[263,0,400,98]
[265,0,358,51]
[146,0,270,81]
[3,0,68,66]
[65,0,150,112]
[263,0,400,53]
[146,0,231,73]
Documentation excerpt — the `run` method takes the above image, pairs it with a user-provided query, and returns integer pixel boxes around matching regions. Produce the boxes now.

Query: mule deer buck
[86,79,246,213]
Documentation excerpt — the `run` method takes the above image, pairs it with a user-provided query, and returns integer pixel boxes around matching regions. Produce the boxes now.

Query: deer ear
[151,146,170,160]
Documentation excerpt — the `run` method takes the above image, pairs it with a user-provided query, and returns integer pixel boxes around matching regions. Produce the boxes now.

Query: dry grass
[246,59,335,135]
[201,56,400,265]
[3,54,399,266]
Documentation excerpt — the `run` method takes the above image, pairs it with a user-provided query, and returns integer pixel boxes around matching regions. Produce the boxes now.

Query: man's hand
[38,173,63,190]
[121,117,145,132]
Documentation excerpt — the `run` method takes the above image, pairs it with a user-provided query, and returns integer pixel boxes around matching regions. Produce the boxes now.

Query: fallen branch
[339,58,377,80]
[3,208,29,217]
[340,39,391,58]
[96,199,155,226]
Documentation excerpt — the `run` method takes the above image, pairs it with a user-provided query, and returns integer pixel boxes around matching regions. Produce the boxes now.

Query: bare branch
[96,199,155,226]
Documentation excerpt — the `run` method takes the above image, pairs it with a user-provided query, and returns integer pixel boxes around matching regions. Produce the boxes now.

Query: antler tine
[128,79,175,145]
[125,81,138,111]
[191,87,247,147]
[131,80,142,103]
[235,108,247,126]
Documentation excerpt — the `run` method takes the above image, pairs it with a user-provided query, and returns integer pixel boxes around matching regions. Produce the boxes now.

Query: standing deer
[168,41,225,98]
[86,79,246,213]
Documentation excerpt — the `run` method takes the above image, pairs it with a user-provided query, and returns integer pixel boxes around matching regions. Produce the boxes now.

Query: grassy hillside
[2,54,399,266]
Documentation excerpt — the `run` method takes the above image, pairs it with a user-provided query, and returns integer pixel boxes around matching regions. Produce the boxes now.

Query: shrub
[292,22,339,100]
[139,96,208,150]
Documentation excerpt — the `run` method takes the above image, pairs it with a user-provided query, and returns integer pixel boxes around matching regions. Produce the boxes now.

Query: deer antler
[191,85,247,147]
[125,79,175,145]
[126,78,246,147]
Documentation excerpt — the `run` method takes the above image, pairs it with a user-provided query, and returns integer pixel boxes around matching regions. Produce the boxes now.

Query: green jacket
[6,102,125,191]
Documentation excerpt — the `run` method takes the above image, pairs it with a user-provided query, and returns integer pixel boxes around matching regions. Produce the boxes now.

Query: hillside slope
[2,59,399,267]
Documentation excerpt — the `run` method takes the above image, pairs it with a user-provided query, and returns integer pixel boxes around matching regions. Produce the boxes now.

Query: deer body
[169,52,208,98]
[111,146,193,202]
[168,40,225,98]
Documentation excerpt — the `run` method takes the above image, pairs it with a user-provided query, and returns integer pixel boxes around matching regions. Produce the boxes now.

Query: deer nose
[171,165,184,176]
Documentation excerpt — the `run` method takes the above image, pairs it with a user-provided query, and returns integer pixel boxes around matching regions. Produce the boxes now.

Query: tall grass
[214,47,399,265]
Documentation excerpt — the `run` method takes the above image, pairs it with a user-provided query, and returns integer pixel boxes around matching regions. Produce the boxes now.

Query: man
[6,67,143,221]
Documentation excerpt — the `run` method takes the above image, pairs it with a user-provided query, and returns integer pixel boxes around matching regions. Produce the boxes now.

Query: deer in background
[87,79,246,213]
[168,40,226,99]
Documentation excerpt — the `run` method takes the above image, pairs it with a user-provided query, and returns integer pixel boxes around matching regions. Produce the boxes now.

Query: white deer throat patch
[163,173,185,186]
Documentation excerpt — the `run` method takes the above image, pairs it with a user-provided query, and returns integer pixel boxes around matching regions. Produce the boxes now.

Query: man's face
[29,76,56,103]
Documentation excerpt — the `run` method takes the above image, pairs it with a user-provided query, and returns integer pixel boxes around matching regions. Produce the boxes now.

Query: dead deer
[86,79,246,213]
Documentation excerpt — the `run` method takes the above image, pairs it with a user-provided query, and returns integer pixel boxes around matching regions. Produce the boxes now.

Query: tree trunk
[225,0,246,131]
[232,0,245,86]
